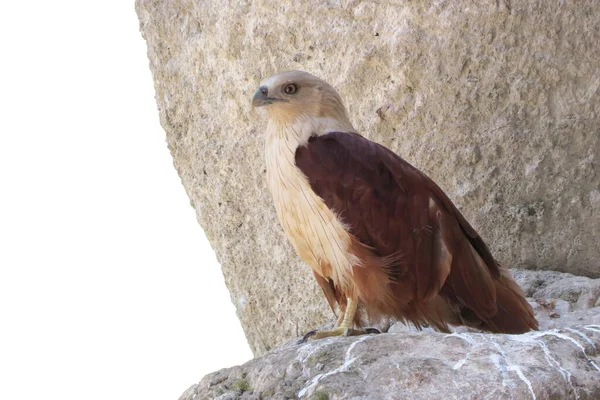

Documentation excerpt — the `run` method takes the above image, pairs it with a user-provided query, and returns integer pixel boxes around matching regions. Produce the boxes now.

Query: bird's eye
[283,83,298,95]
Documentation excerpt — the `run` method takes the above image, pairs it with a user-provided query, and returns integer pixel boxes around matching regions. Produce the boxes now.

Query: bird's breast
[264,131,358,290]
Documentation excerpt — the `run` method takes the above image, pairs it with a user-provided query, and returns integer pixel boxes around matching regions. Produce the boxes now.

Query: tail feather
[437,216,538,334]
[482,269,538,333]
[455,269,538,334]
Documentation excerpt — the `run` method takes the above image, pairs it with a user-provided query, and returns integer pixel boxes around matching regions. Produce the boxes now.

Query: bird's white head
[252,70,356,136]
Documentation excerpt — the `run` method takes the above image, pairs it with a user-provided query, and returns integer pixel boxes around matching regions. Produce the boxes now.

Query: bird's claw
[298,327,380,343]
[298,329,318,344]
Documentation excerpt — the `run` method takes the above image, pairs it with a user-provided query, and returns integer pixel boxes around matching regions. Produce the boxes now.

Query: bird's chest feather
[265,130,358,286]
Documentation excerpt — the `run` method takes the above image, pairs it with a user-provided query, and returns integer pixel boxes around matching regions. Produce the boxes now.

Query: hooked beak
[251,86,283,108]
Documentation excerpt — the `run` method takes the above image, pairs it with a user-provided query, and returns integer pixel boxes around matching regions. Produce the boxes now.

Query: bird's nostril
[259,86,268,96]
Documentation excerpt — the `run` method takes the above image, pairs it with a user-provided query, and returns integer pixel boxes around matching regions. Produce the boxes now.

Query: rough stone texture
[135,0,600,354]
[181,270,600,400]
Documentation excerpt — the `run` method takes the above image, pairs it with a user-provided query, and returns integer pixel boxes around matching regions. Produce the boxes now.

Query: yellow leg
[337,297,358,329]
[335,311,345,328]
[301,298,379,342]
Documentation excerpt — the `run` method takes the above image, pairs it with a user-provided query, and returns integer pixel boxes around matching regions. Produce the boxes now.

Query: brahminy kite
[252,70,538,340]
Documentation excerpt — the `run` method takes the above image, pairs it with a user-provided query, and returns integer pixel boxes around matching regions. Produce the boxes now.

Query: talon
[301,326,381,341]
[298,329,318,344]
[299,299,381,341]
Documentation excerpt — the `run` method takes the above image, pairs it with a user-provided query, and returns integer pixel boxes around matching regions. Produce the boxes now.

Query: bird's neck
[266,113,356,147]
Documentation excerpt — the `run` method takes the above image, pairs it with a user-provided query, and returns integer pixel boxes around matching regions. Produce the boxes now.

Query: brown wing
[295,131,537,333]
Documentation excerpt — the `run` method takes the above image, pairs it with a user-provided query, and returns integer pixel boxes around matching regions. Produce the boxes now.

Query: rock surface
[181,270,600,400]
[135,0,600,354]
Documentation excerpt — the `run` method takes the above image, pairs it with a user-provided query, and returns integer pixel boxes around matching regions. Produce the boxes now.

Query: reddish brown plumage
[295,131,538,334]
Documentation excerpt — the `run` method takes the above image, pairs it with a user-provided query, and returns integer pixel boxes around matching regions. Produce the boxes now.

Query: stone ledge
[180,269,600,399]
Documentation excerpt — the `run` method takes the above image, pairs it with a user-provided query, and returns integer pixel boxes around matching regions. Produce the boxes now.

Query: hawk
[252,70,537,339]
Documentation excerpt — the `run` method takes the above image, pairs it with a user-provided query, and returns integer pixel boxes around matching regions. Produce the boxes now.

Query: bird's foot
[299,327,380,343]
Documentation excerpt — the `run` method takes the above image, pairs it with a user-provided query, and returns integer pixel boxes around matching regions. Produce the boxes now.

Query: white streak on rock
[452,350,471,370]
[507,365,536,400]
[489,353,515,399]
[565,328,597,351]
[444,332,478,345]
[536,330,600,372]
[444,332,479,370]
[509,334,575,398]
[490,339,536,400]
[294,341,329,364]
[540,330,600,371]
[298,335,372,398]
[584,326,600,334]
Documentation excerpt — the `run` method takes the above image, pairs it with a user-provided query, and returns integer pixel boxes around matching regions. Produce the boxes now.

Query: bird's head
[252,70,355,133]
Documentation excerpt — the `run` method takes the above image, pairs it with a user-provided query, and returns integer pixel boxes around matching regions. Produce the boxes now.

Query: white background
[0,2,253,399]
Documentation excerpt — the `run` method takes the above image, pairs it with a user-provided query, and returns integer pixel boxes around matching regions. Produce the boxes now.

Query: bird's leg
[337,296,358,329]
[335,309,345,328]
[301,298,378,342]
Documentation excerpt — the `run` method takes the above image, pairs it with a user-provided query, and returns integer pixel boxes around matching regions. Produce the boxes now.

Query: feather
[295,131,538,333]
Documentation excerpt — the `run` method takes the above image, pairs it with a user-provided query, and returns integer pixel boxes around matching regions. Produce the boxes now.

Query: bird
[252,70,538,340]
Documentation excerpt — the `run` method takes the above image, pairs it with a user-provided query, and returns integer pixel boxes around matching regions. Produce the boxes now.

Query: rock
[135,0,600,354]
[181,270,600,400]
[182,329,600,400]
[513,269,600,308]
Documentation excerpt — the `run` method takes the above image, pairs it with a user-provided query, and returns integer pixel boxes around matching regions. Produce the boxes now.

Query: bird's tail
[485,269,538,333]
[459,268,538,334]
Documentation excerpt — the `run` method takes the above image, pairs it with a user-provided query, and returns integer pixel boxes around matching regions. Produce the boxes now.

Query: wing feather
[295,131,536,332]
